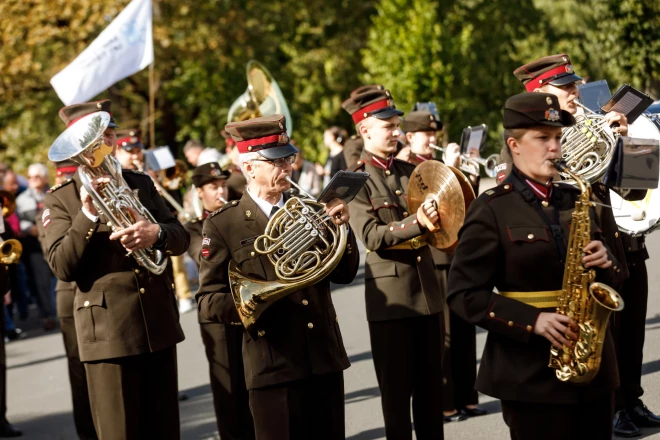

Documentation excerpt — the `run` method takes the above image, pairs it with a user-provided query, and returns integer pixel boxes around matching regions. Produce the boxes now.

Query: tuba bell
[0,190,22,265]
[159,159,189,191]
[228,60,293,135]
[49,112,167,274]
[228,178,347,338]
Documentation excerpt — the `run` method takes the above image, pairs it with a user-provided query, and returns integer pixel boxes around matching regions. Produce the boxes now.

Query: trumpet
[0,190,22,265]
[428,144,499,178]
[133,161,191,222]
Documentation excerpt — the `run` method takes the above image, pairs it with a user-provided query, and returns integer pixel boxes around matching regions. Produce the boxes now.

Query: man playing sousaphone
[196,114,359,440]
[344,87,447,439]
[43,100,189,439]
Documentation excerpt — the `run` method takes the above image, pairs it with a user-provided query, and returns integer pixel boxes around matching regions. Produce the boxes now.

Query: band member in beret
[185,162,255,440]
[35,160,96,440]
[448,92,621,439]
[401,110,487,422]
[510,54,659,436]
[196,114,359,440]
[43,100,189,439]
[344,88,446,439]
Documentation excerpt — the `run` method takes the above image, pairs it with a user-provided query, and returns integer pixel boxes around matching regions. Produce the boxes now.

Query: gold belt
[498,290,562,309]
[383,236,427,251]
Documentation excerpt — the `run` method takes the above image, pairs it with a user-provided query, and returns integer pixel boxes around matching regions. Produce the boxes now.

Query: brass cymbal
[407,161,470,251]
[441,165,476,253]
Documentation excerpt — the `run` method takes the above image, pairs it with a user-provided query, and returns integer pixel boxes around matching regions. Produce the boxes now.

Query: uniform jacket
[348,152,444,322]
[226,166,247,202]
[196,191,359,390]
[43,171,189,362]
[184,217,204,268]
[447,168,621,404]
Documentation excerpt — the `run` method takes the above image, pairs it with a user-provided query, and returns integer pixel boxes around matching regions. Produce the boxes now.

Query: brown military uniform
[348,151,445,439]
[226,166,247,201]
[43,170,188,439]
[185,216,254,440]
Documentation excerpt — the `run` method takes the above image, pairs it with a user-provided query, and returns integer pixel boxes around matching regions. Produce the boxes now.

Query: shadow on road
[642,358,660,376]
[346,426,386,440]
[12,410,78,439]
[7,353,66,370]
[348,350,372,364]
[345,386,380,404]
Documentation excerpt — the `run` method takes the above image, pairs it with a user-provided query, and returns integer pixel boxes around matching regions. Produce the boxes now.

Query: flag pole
[148,62,156,149]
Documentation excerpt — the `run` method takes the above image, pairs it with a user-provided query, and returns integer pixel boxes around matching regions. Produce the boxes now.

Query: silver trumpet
[429,144,499,178]
[49,111,167,275]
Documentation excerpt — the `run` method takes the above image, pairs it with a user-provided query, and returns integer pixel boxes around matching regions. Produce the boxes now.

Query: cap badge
[210,168,221,176]
[546,96,553,105]
[130,136,138,144]
[563,56,568,62]
[96,102,102,109]
[278,133,290,145]
[246,210,251,218]
[430,121,437,129]
[545,108,560,122]
[565,64,574,74]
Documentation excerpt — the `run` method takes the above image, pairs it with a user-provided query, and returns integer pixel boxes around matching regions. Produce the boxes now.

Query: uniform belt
[383,236,427,251]
[498,290,562,309]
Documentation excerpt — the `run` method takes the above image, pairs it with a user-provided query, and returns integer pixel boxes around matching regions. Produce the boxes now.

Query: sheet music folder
[603,136,660,190]
[601,84,654,124]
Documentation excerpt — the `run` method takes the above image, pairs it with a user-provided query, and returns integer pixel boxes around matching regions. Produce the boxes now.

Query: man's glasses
[252,154,296,168]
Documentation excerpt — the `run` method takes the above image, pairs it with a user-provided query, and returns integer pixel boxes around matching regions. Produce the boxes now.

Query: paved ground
[6,181,660,439]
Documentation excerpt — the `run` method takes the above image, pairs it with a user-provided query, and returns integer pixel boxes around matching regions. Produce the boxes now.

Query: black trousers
[249,372,344,440]
[85,346,180,440]
[199,323,254,440]
[60,316,97,439]
[442,310,478,411]
[369,314,445,440]
[614,251,649,410]
[501,395,614,440]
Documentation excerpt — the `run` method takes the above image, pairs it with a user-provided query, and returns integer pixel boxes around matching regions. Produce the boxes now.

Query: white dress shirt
[247,188,285,219]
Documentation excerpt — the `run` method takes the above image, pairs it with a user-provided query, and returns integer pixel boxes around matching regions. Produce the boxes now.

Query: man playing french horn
[43,100,189,439]
[196,114,359,440]
[344,87,446,439]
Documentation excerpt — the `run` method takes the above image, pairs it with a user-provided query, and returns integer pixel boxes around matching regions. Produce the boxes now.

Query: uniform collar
[414,153,432,163]
[202,209,212,219]
[364,151,394,171]
[246,187,285,219]
[513,167,553,201]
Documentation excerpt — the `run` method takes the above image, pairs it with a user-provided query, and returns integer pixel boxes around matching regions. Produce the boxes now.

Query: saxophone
[549,160,624,383]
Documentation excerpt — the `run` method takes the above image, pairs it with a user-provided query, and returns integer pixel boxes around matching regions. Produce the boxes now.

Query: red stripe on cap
[117,136,142,146]
[67,111,113,128]
[525,65,573,92]
[236,134,282,154]
[352,99,391,124]
[55,166,78,175]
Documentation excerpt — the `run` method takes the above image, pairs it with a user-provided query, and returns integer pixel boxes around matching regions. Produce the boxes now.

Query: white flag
[50,0,153,105]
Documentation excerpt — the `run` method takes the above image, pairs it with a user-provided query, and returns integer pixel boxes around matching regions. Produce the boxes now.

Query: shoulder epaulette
[480,182,514,203]
[208,200,239,219]
[347,160,366,172]
[48,178,74,193]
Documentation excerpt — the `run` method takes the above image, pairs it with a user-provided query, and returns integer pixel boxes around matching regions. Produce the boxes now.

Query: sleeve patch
[42,209,51,228]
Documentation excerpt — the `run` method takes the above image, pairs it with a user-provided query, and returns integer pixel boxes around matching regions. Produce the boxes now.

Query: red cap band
[352,99,391,124]
[236,134,283,154]
[525,65,574,92]
[117,136,142,146]
[56,166,78,176]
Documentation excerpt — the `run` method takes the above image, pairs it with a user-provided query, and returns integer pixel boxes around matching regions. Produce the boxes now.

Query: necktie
[270,205,280,218]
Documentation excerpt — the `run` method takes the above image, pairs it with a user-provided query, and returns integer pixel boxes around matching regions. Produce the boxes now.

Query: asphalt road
[6,183,660,439]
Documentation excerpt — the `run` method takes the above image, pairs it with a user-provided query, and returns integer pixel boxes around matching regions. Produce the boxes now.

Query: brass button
[389,226,394,231]
[250,251,255,257]
[395,190,402,195]
[489,312,495,318]
[541,201,549,207]
[615,232,619,238]
[307,322,314,329]
[171,283,175,289]
[84,300,90,308]
[413,220,418,224]
[139,288,145,294]
[527,234,534,239]
[403,211,408,216]
[134,269,140,274]
[302,299,309,306]
[613,266,618,270]
[504,184,510,190]
[258,330,265,337]
[526,325,533,332]
[385,170,391,176]
[335,316,338,323]
[416,256,421,262]
[384,201,389,206]
[89,228,94,232]
[616,268,621,273]
[357,161,363,165]
[508,321,514,327]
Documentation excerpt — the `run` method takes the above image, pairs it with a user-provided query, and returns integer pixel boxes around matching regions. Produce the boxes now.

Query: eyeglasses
[252,155,296,168]
[28,175,43,179]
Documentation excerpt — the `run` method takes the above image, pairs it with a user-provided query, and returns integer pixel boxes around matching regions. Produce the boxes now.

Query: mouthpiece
[551,159,569,172]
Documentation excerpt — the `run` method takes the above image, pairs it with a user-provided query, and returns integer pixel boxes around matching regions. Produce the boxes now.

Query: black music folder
[459,124,488,154]
[317,171,369,204]
[144,146,176,171]
[603,136,660,189]
[601,84,654,124]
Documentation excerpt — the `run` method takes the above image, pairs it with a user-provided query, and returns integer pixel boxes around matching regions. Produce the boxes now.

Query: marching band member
[344,88,446,439]
[43,100,189,439]
[400,110,487,422]
[448,92,619,439]
[184,162,255,440]
[511,54,659,436]
[196,114,359,440]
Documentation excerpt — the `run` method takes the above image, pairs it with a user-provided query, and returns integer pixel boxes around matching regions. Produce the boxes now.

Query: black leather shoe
[0,421,23,437]
[443,411,467,423]
[461,406,488,418]
[629,404,660,428]
[613,410,641,438]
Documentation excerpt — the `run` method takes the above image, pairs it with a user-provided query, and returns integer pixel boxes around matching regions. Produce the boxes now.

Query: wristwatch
[154,225,167,249]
